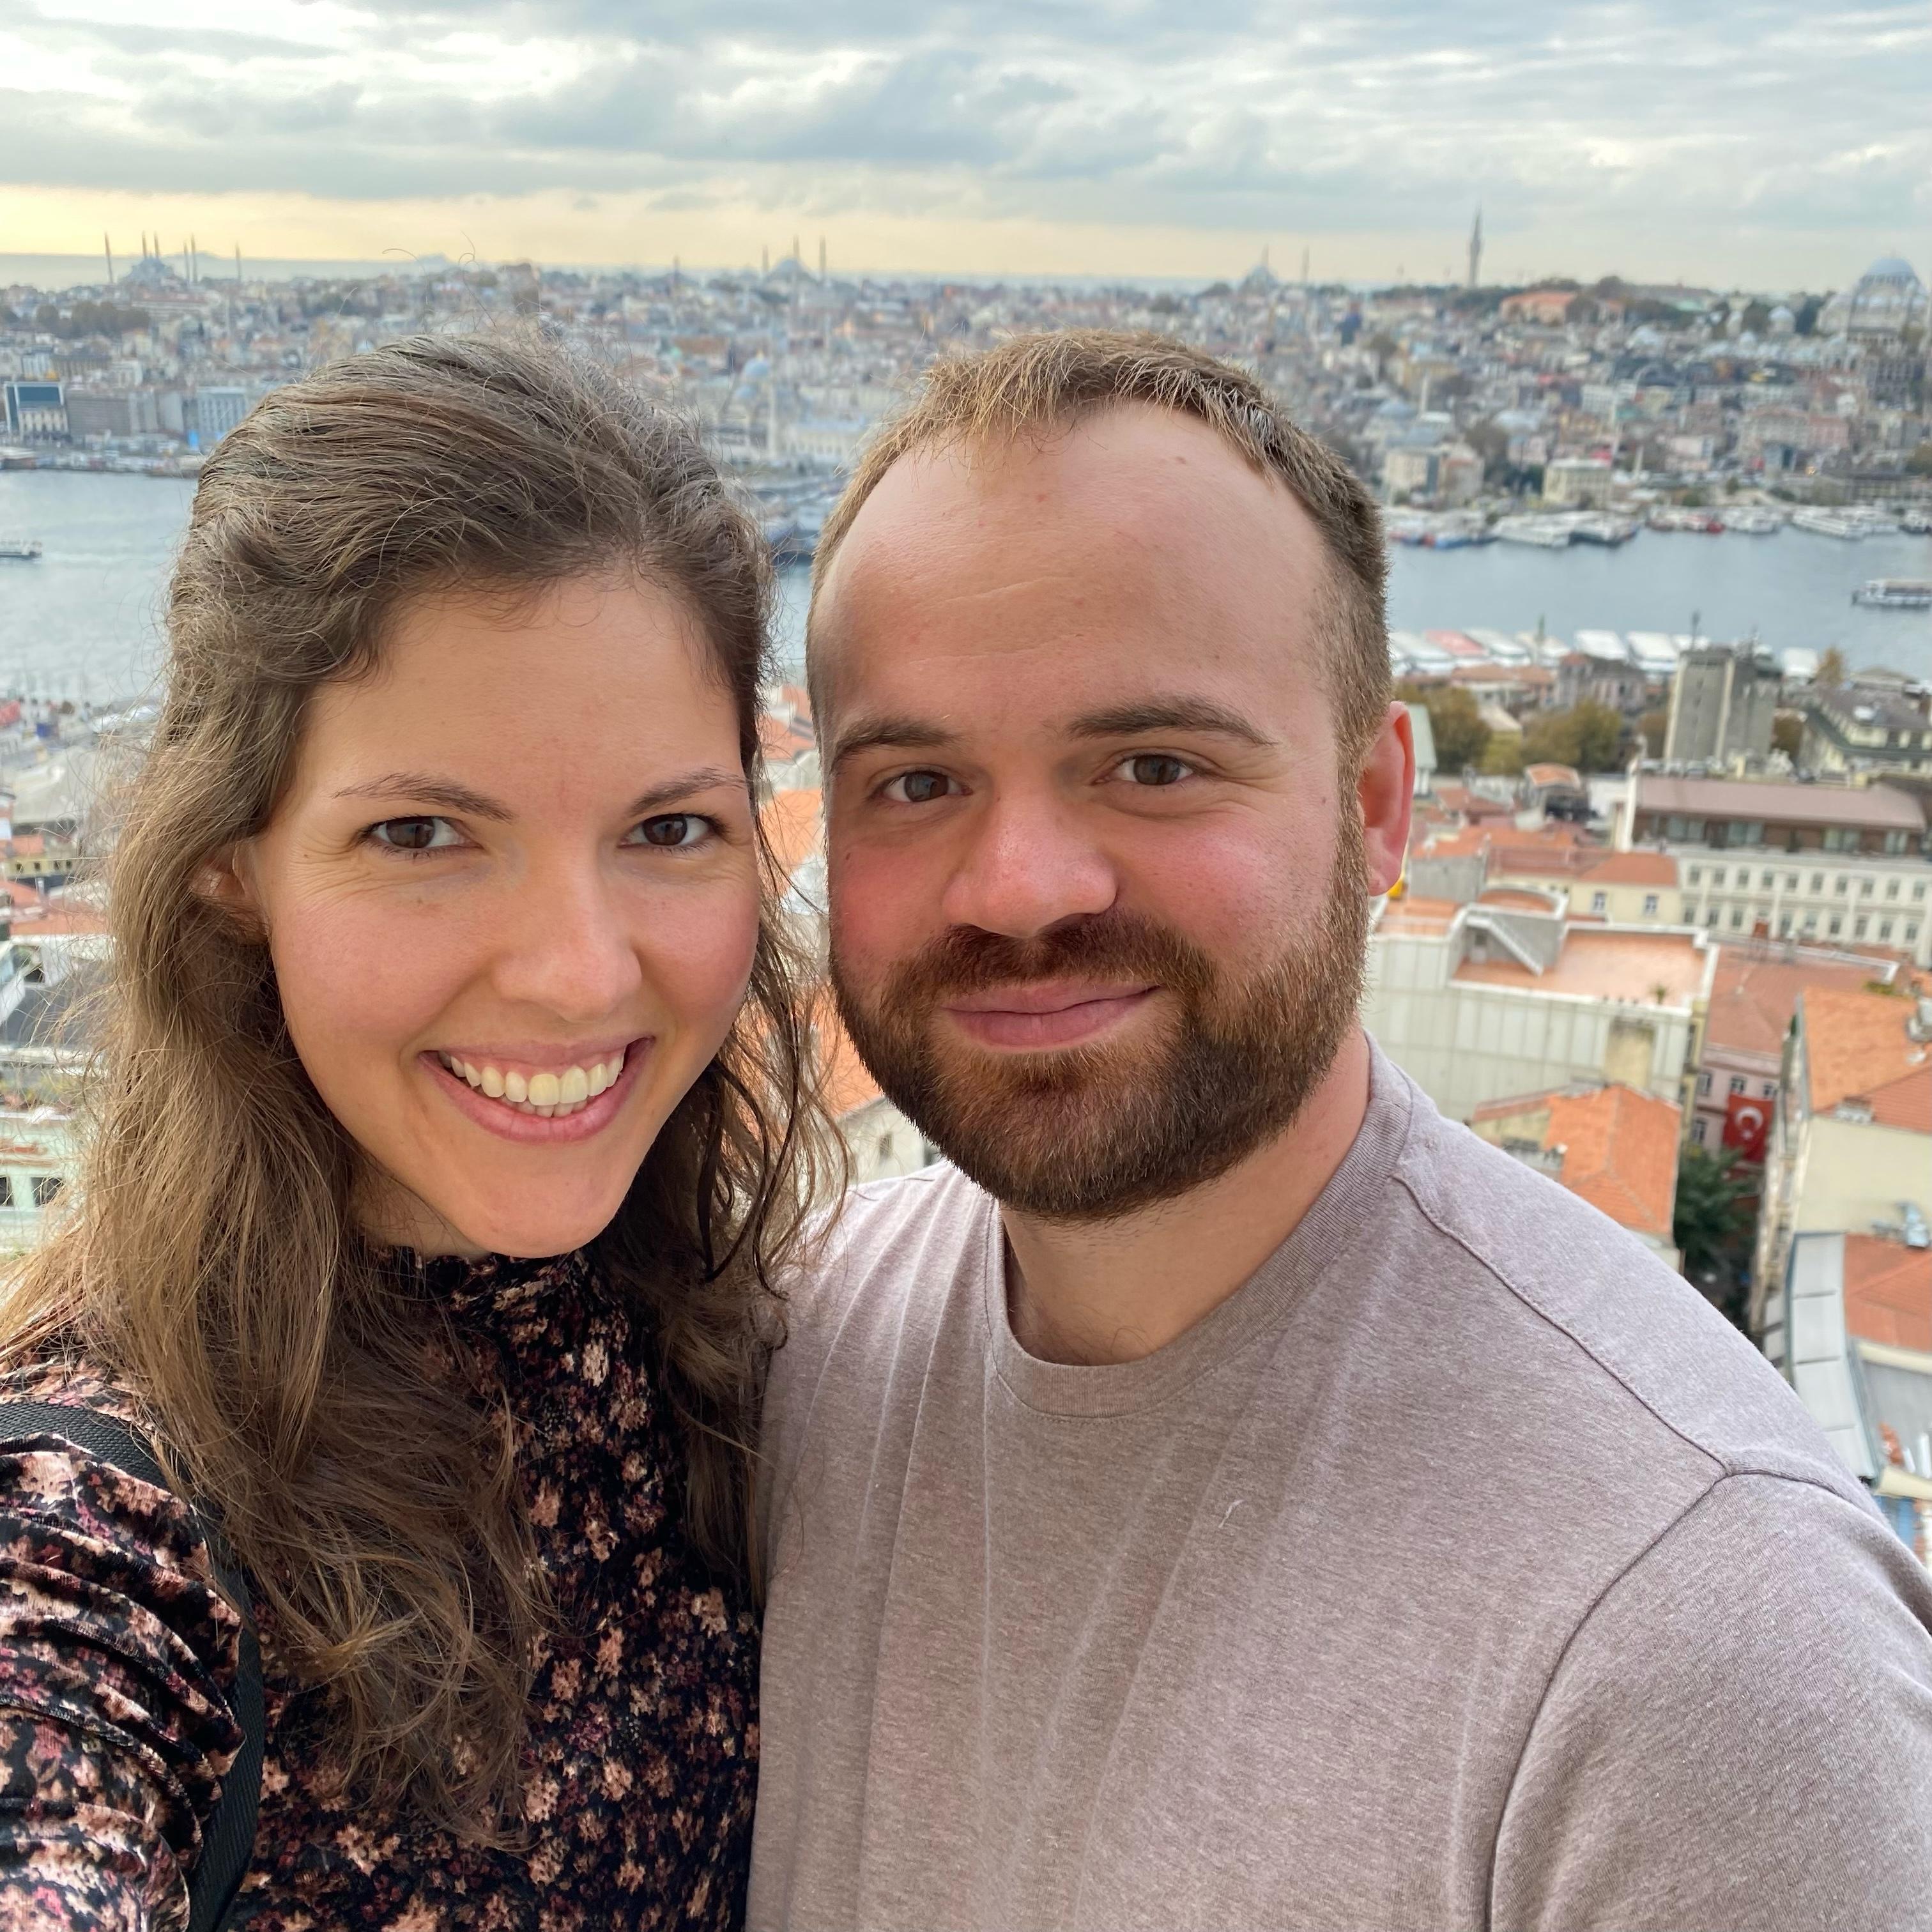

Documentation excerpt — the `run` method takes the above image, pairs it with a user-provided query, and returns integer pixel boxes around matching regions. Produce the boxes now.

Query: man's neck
[1000,1027,1372,1367]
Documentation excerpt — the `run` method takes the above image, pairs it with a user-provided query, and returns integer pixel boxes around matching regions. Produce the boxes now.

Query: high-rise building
[1662,644,1781,767]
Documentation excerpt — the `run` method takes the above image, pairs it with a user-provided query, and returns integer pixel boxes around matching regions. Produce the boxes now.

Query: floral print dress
[0,1248,761,1931]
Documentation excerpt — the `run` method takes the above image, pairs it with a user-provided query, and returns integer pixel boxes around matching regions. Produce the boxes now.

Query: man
[749,332,1932,1930]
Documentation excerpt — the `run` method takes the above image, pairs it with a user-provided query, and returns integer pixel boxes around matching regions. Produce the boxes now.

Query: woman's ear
[198,841,268,942]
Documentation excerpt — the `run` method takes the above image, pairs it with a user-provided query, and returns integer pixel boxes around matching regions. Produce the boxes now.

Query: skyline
[3,1,1930,289]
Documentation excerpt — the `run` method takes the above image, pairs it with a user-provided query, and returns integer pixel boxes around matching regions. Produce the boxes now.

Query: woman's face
[231,572,762,1259]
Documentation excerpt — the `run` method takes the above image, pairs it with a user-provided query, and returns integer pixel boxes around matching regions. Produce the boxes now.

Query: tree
[1905,441,1932,477]
[1522,700,1625,772]
[1637,708,1669,758]
[1815,645,1848,689]
[1397,682,1489,771]
[1771,712,1803,759]
[1673,1144,1758,1320]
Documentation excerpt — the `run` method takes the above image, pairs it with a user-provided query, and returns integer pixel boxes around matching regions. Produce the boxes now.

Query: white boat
[1791,506,1900,539]
[0,539,42,561]
[1721,509,1782,534]
[1493,514,1573,548]
[1852,578,1932,610]
[1570,514,1639,546]
[1465,627,1534,665]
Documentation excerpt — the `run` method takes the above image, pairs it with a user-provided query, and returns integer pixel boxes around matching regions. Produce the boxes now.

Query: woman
[0,334,832,1927]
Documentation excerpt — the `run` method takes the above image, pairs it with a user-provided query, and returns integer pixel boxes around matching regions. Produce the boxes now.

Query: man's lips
[940,983,1158,1050]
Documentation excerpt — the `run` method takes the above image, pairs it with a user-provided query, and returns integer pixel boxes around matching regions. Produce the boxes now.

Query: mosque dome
[1820,255,1928,337]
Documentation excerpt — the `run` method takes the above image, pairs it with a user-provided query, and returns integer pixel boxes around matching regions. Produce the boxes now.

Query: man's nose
[939,791,1118,939]
[491,861,645,1018]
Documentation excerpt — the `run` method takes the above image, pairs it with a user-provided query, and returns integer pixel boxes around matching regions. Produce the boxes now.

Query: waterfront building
[1542,457,1614,509]
[190,385,250,445]
[1794,682,1932,783]
[1663,643,1782,767]
[1,379,66,443]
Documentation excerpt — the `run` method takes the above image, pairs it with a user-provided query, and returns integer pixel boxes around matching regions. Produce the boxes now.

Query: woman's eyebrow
[624,766,746,817]
[332,773,512,820]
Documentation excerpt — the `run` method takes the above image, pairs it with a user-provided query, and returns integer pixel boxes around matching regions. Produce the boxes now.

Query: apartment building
[1365,888,1713,1125]
[1753,984,1932,1338]
[1618,772,1932,966]
[1795,684,1932,783]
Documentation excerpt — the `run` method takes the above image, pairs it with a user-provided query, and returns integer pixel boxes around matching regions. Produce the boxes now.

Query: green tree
[1397,682,1490,772]
[1905,442,1932,477]
[1522,700,1625,772]
[1637,708,1669,758]
[1673,1144,1757,1305]
[1771,712,1802,759]
[1815,645,1848,689]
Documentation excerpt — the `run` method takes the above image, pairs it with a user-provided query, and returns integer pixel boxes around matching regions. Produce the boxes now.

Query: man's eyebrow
[332,773,512,820]
[829,716,962,772]
[1066,699,1275,749]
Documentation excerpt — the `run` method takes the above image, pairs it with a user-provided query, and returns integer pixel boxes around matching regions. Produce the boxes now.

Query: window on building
[1855,916,1869,937]
[1811,873,1825,893]
[1830,915,1844,935]
[1860,878,1874,898]
[1836,876,1850,895]
[1692,1116,1708,1145]
[1643,894,1659,915]
[1591,891,1608,913]
[1762,1081,1777,1098]
[1729,908,1744,929]
[1710,867,1726,886]
[1823,827,1855,853]
[1759,870,1774,889]
[1880,921,1894,941]
[1887,879,1901,900]
[0,1177,12,1208]
[1777,912,1793,935]
[30,1176,62,1209]
[1706,907,1721,926]
[1686,866,1703,885]
[1698,1071,1712,1096]
[1909,923,1922,943]
[1728,1075,1747,1096]
[1883,831,1908,854]
[1914,882,1927,901]
[1785,873,1798,890]
[1803,910,1819,930]
[1726,821,1763,847]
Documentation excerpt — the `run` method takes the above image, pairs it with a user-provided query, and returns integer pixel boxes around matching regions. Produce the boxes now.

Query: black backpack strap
[0,1399,263,1932]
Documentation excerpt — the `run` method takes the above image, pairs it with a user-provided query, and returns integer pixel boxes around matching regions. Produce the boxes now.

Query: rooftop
[1455,927,1708,1007]
[1634,773,1926,834]
[1802,985,1932,1131]
[1844,1235,1932,1354]
[1376,893,1461,935]
[1472,1081,1680,1241]
[1705,947,1891,1059]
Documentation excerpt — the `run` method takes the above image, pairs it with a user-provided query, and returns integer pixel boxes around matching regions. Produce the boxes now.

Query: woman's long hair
[0,333,838,1836]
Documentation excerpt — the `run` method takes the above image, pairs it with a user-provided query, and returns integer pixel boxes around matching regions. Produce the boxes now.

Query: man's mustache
[880,912,1214,1005]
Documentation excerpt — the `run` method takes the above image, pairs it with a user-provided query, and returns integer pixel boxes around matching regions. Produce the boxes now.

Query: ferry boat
[0,539,42,561]
[1720,509,1782,535]
[1492,514,1573,548]
[1851,578,1932,609]
[1792,506,1899,540]
[1570,514,1639,546]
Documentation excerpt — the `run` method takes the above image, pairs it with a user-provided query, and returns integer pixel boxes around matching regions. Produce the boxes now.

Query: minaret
[103,234,114,286]
[1467,207,1483,290]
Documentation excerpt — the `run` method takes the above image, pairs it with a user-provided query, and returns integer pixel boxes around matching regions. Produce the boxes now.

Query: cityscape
[1,230,1931,1567]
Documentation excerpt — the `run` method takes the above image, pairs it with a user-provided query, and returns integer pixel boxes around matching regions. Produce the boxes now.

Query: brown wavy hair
[0,332,836,1837]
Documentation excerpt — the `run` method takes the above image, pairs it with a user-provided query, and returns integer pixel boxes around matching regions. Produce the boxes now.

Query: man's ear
[197,841,268,942]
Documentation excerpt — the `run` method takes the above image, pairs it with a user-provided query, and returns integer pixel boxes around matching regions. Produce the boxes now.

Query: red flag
[1722,1093,1770,1163]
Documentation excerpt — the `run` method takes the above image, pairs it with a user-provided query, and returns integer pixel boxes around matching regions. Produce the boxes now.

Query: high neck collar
[382,1244,595,1321]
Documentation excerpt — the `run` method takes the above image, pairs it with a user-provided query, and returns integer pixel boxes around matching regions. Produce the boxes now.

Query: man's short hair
[810,328,1391,768]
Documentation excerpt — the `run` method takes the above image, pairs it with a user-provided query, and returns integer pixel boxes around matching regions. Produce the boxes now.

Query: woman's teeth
[436,1050,626,1118]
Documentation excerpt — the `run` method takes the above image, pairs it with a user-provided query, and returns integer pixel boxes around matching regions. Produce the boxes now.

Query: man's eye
[1116,754,1193,787]
[369,816,461,852]
[881,770,955,805]
[627,813,710,848]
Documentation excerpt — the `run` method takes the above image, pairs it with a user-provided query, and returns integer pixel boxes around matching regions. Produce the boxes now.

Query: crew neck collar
[980,1041,1416,1419]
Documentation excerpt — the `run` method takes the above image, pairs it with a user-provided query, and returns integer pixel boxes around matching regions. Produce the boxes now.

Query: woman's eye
[627,813,709,848]
[1115,753,1193,788]
[881,770,956,806]
[369,816,461,852]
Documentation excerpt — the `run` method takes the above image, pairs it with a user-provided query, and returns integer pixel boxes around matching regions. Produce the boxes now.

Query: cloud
[3,0,1928,277]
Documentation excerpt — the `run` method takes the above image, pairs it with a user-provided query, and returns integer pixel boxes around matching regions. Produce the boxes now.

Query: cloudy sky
[2,0,1928,288]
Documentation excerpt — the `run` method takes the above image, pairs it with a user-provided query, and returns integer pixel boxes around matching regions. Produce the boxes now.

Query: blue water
[4,468,1928,700]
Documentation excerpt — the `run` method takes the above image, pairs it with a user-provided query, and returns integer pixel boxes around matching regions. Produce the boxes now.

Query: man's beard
[830,825,1373,1222]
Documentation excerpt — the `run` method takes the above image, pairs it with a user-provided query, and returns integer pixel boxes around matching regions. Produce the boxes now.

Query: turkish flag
[1723,1093,1770,1163]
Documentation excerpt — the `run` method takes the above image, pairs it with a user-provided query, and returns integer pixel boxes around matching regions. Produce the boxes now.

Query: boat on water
[1721,509,1782,535]
[0,539,43,561]
[1646,507,1724,533]
[1852,578,1932,609]
[1492,514,1573,548]
[1903,510,1932,535]
[1570,514,1640,547]
[1792,505,1900,540]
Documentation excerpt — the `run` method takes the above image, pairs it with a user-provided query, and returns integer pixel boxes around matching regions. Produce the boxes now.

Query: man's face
[815,404,1411,1220]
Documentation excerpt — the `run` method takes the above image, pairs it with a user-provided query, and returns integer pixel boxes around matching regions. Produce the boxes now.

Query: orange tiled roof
[1843,1234,1932,1352]
[760,788,822,883]
[1543,1084,1682,1241]
[1575,850,1677,887]
[1455,928,1707,1005]
[1378,893,1460,935]
[1706,949,1886,1059]
[1802,986,1932,1132]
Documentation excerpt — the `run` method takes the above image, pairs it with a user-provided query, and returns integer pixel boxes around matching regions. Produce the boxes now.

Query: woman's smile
[424,1038,653,1143]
